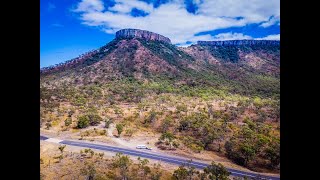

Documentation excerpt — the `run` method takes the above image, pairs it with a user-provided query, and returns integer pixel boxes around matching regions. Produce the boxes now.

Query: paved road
[40,135,280,180]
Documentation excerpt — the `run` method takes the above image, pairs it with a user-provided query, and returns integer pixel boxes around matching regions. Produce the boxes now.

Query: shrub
[176,104,188,113]
[112,153,132,180]
[203,161,231,180]
[189,143,204,153]
[105,118,113,128]
[125,129,134,137]
[45,122,52,130]
[172,166,188,180]
[77,114,102,128]
[225,140,256,166]
[87,114,102,126]
[144,110,157,124]
[116,124,124,137]
[77,116,89,128]
[99,129,107,135]
[58,145,66,154]
[172,141,180,148]
[64,118,72,126]
[80,163,96,180]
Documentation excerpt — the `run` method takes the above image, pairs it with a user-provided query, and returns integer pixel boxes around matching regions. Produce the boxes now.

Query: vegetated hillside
[41,38,279,99]
[40,30,280,173]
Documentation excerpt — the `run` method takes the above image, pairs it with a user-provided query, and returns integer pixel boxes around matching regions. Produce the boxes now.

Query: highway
[40,135,280,180]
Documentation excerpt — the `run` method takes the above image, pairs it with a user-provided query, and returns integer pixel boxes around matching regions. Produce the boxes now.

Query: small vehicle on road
[136,145,152,150]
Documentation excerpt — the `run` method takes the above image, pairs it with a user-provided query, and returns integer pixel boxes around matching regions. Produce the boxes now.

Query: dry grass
[40,141,174,180]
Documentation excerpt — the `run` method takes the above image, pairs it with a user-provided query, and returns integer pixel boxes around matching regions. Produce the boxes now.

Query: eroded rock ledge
[197,40,280,46]
[116,29,171,44]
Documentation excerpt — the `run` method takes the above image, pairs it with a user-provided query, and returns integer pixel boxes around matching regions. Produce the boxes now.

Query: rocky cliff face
[198,40,280,46]
[116,29,171,44]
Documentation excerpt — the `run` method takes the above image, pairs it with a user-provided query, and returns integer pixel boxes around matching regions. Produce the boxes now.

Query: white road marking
[45,138,63,143]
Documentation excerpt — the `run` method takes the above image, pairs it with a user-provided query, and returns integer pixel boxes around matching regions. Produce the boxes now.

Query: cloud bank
[73,0,280,44]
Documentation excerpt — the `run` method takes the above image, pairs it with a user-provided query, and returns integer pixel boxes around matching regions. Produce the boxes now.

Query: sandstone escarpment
[197,40,280,46]
[116,29,171,44]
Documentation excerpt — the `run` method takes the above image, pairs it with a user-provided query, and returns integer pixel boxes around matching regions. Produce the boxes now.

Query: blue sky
[40,0,280,68]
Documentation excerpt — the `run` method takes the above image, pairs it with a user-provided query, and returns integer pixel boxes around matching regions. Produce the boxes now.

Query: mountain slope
[41,36,279,98]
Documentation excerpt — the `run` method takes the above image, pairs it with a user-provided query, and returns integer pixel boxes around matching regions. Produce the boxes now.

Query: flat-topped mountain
[198,40,280,46]
[41,29,279,97]
[116,29,171,44]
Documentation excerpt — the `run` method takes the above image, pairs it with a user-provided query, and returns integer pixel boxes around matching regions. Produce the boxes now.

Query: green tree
[138,157,151,178]
[183,160,199,180]
[112,153,132,180]
[77,114,102,128]
[200,124,218,150]
[178,118,190,131]
[159,132,175,149]
[77,115,89,128]
[240,143,256,166]
[225,139,256,166]
[80,163,96,180]
[264,140,280,169]
[172,161,199,180]
[87,114,102,126]
[161,116,173,133]
[172,166,188,180]
[144,110,157,124]
[116,124,124,137]
[203,161,231,180]
[150,163,162,180]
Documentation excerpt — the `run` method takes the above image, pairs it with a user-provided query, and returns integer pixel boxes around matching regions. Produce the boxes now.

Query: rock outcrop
[197,40,280,46]
[116,29,171,44]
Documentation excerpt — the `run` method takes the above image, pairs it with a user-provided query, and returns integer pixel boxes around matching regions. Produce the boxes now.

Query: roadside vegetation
[40,146,234,180]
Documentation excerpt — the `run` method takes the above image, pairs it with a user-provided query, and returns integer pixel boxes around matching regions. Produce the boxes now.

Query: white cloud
[197,0,280,23]
[255,34,280,40]
[73,0,280,44]
[109,0,154,14]
[192,0,201,5]
[260,15,280,28]
[74,0,105,12]
[211,33,253,41]
[186,32,252,43]
[177,32,253,46]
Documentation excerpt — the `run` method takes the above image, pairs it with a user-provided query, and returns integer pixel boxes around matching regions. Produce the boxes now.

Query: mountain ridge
[41,29,280,73]
[198,40,280,46]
